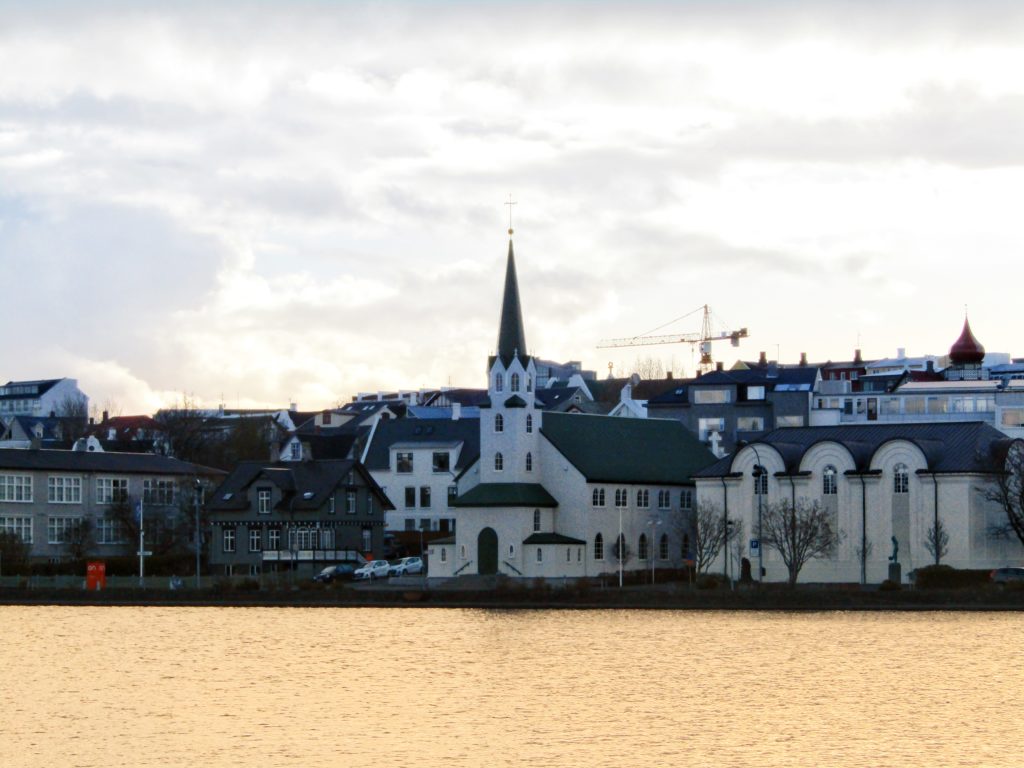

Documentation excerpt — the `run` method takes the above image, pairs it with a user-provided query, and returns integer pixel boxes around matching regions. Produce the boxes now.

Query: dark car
[313,563,357,583]
[991,567,1024,584]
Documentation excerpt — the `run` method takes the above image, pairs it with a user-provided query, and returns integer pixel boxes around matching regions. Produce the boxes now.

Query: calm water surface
[1,607,1021,767]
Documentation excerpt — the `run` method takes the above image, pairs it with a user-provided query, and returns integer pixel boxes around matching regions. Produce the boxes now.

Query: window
[594,533,604,560]
[533,509,541,532]
[754,472,768,495]
[614,533,626,562]
[321,528,334,549]
[495,413,504,433]
[440,547,448,563]
[698,418,726,441]
[1003,408,1024,427]
[0,516,32,543]
[511,373,520,392]
[96,477,128,505]
[405,518,416,531]
[637,489,650,508]
[525,452,533,472]
[614,488,627,508]
[494,452,504,471]
[404,487,416,508]
[566,547,571,562]
[223,528,235,553]
[0,474,32,502]
[737,416,765,432]
[47,517,82,544]
[527,375,533,393]
[420,486,431,508]
[823,465,838,495]
[96,517,126,545]
[746,386,766,400]
[536,547,543,563]
[347,491,357,514]
[420,518,431,531]
[396,452,413,473]
[592,488,605,507]
[495,372,504,392]
[638,533,648,561]
[693,389,731,404]
[258,488,272,514]
[290,442,301,460]
[447,485,458,506]
[894,463,909,494]
[268,529,281,550]
[776,415,805,428]
[328,495,336,515]
[143,479,175,505]
[526,414,533,433]
[657,489,670,509]
[509,543,515,557]
[432,452,450,473]
[659,533,669,560]
[460,544,466,559]
[680,489,694,510]
[249,528,262,552]
[47,476,81,504]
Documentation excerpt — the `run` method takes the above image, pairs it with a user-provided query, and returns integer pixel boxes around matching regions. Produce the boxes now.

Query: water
[1,607,1021,768]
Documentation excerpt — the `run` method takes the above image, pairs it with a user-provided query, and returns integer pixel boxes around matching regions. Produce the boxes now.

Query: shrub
[696,573,727,590]
[913,565,992,590]
[878,579,901,592]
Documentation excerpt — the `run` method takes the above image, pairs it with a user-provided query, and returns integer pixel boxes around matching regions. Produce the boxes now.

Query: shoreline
[3,585,1024,611]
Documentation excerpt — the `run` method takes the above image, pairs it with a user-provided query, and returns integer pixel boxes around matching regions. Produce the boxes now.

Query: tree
[630,356,665,380]
[924,518,950,564]
[55,393,89,443]
[610,533,632,567]
[0,530,31,575]
[63,518,95,561]
[761,499,842,586]
[678,501,741,574]
[984,441,1024,548]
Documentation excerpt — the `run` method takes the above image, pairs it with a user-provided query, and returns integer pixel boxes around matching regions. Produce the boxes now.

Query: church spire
[496,237,528,364]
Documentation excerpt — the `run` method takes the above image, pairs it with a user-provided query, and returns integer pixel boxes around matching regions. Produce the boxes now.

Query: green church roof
[523,532,586,545]
[495,239,529,366]
[540,412,716,485]
[452,482,558,508]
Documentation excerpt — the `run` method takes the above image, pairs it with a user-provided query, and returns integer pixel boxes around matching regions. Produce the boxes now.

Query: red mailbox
[86,561,106,591]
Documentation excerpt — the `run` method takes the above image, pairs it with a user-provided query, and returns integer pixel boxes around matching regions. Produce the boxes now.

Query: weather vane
[505,193,517,235]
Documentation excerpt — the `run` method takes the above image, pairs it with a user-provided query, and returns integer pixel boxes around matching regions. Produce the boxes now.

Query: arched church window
[526,452,533,472]
[511,373,520,392]
[823,465,838,495]
[526,414,533,433]
[638,533,649,561]
[495,373,504,392]
[527,375,533,393]
[894,463,909,494]
[659,533,669,560]
[533,508,541,532]
[495,413,504,433]
[592,488,605,507]
[494,452,504,471]
[594,533,604,560]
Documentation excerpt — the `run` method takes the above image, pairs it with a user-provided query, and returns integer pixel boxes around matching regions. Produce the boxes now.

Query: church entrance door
[478,527,498,575]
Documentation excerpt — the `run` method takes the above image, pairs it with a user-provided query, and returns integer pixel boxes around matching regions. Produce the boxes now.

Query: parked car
[354,560,392,581]
[388,556,424,576]
[313,563,357,583]
[990,567,1024,584]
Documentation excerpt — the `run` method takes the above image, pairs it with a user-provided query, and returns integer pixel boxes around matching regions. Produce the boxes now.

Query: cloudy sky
[2,1,1023,413]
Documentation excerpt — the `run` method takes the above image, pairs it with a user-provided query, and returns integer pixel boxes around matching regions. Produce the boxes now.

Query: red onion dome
[949,317,985,364]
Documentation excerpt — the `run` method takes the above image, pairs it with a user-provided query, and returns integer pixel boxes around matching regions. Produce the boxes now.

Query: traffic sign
[137,550,153,557]
[749,538,760,555]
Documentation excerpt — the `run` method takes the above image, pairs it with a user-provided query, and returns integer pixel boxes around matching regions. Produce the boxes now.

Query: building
[428,234,717,580]
[0,378,88,421]
[0,448,222,564]
[694,422,1021,584]
[205,459,393,577]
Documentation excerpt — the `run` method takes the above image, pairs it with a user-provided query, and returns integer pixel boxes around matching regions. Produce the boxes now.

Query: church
[427,233,716,580]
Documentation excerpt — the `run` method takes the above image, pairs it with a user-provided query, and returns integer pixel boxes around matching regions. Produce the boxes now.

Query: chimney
[666,371,673,380]
[800,352,808,367]
[758,351,768,367]
[102,410,109,423]
[89,417,95,426]
[715,361,724,372]
[897,347,906,359]
[854,348,863,365]
[696,370,702,378]
[926,360,934,373]
[270,442,281,462]
[452,402,462,421]
[289,402,297,411]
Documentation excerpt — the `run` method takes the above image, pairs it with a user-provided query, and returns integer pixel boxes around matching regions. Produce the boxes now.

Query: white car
[353,560,392,580]
[388,557,424,576]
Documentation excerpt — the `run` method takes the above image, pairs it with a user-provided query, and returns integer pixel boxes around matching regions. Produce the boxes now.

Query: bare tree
[0,530,31,575]
[761,499,842,586]
[55,393,89,442]
[610,533,632,568]
[63,518,95,561]
[680,501,740,574]
[983,441,1024,548]
[924,519,950,564]
[630,356,665,380]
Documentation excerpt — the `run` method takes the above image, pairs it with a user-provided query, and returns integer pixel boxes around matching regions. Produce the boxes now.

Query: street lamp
[750,446,765,584]
[618,504,623,588]
[193,478,202,589]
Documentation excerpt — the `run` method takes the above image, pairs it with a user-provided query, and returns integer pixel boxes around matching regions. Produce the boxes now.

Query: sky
[2,1,1023,414]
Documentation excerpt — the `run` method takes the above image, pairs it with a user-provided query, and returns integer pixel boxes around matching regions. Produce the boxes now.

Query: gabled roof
[452,482,558,508]
[695,421,1014,477]
[206,459,393,513]
[362,417,480,472]
[523,532,586,545]
[0,448,222,476]
[689,366,819,389]
[540,412,716,484]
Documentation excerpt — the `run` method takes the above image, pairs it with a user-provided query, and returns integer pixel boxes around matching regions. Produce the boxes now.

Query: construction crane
[597,304,749,375]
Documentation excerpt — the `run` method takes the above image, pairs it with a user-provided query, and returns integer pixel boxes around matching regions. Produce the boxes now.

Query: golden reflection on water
[1,607,1021,768]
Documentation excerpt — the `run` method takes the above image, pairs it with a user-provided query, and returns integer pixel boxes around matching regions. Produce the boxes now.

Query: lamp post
[749,445,765,584]
[647,519,662,585]
[194,479,202,589]
[618,504,623,588]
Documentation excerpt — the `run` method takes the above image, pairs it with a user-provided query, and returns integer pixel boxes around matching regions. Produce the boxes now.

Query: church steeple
[496,238,528,364]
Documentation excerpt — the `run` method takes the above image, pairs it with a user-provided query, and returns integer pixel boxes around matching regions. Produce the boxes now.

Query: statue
[888,536,899,564]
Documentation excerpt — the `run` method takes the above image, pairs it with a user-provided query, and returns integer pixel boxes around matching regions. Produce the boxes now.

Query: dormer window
[495,373,504,392]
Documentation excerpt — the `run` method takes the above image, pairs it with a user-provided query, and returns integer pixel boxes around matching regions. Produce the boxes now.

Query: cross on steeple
[505,193,517,235]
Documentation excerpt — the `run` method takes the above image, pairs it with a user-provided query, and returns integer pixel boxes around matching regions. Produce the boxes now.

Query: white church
[427,234,716,580]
